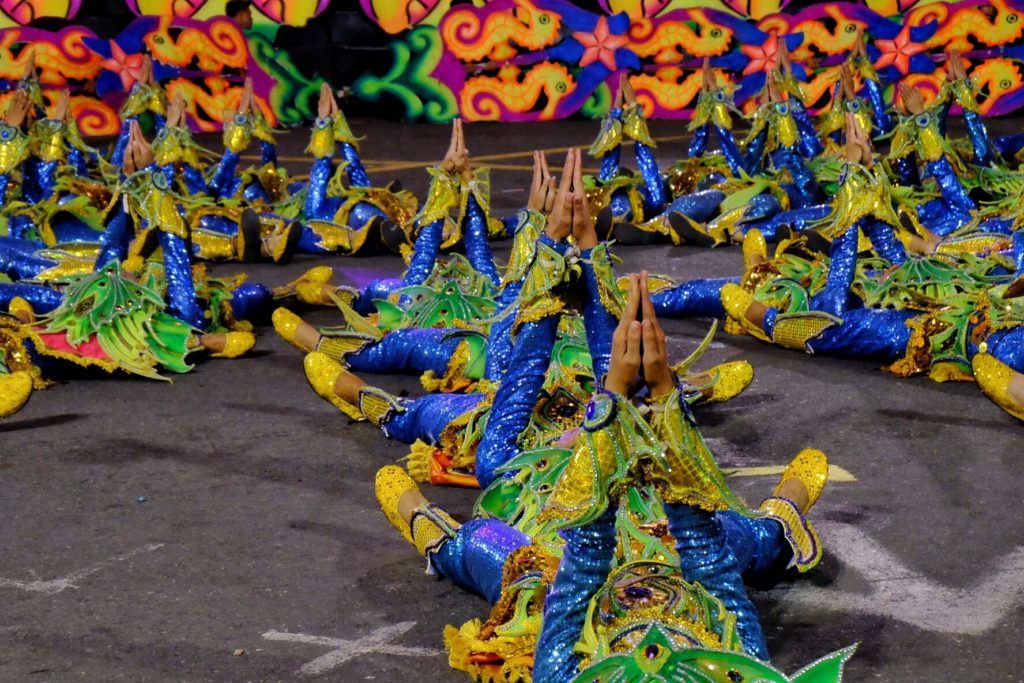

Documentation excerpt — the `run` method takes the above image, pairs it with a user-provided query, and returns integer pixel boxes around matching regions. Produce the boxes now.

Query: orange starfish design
[573,16,629,71]
[874,24,924,74]
[100,41,145,90]
[741,32,780,76]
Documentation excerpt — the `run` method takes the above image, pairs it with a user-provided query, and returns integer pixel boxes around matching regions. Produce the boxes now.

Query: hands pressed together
[123,120,154,174]
[440,118,473,184]
[536,147,597,249]
[604,272,676,400]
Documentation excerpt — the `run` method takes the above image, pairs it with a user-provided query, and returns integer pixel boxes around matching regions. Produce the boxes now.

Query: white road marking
[262,622,443,676]
[0,544,164,595]
[771,522,1024,635]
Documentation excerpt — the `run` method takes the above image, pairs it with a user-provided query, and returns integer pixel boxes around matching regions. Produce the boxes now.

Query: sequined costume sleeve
[0,236,57,281]
[340,142,371,187]
[0,282,63,314]
[533,508,618,683]
[652,277,739,319]
[464,192,501,287]
[207,150,241,200]
[343,328,473,379]
[94,205,133,269]
[593,107,623,183]
[579,244,622,381]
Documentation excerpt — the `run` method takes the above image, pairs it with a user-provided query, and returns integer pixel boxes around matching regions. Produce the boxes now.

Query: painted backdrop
[2,0,1023,133]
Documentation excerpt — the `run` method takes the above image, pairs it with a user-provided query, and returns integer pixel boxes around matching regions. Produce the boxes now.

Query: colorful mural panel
[2,0,1024,131]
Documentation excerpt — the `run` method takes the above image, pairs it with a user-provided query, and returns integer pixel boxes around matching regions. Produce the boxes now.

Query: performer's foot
[303,351,365,420]
[972,352,1024,422]
[375,465,426,544]
[720,283,771,342]
[202,331,256,358]
[742,228,768,268]
[0,371,33,418]
[770,448,828,513]
[8,297,35,324]
[263,221,302,264]
[685,360,754,405]
[296,282,339,306]
[272,308,321,353]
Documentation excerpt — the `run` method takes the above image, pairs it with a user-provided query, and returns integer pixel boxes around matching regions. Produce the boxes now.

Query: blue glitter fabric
[598,107,623,183]
[381,392,485,445]
[687,125,708,158]
[716,511,789,580]
[182,165,208,195]
[534,508,618,683]
[0,237,55,280]
[743,129,767,174]
[652,277,739,319]
[483,280,523,383]
[259,140,276,167]
[666,189,724,223]
[21,158,58,203]
[861,219,906,266]
[110,118,134,168]
[714,125,746,176]
[344,328,467,377]
[304,155,339,221]
[68,147,87,177]
[157,230,206,329]
[963,110,996,167]
[807,308,915,361]
[464,194,501,286]
[890,155,921,186]
[0,174,9,203]
[476,315,560,487]
[665,503,769,661]
[405,218,443,286]
[94,207,132,268]
[0,282,63,314]
[772,148,820,208]
[340,142,371,187]
[635,141,666,216]
[977,327,1024,374]
[580,248,618,381]
[195,213,236,237]
[48,214,102,245]
[925,157,974,214]
[228,283,272,324]
[810,225,860,317]
[864,79,892,135]
[431,518,532,604]
[791,100,824,159]
[208,150,241,199]
[752,204,828,242]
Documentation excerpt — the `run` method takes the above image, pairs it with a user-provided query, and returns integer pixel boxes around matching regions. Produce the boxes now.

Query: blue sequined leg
[0,283,63,314]
[93,206,132,269]
[404,218,443,286]
[158,231,206,329]
[260,140,277,166]
[743,130,766,174]
[340,142,371,187]
[652,277,738,319]
[0,237,55,280]
[475,315,559,487]
[482,281,522,383]
[715,126,745,177]
[924,157,974,214]
[862,218,907,265]
[1013,231,1024,277]
[353,278,403,315]
[890,155,921,186]
[182,164,209,195]
[635,141,666,216]
[305,155,334,220]
[431,518,532,604]
[49,213,103,245]
[664,189,724,223]
[534,508,618,683]
[381,392,486,445]
[31,159,59,203]
[810,224,860,317]
[791,101,824,158]
[980,326,1024,374]
[664,503,769,661]
[863,80,891,135]
[208,150,241,199]
[688,125,709,159]
[344,328,466,377]
[716,511,788,580]
[964,110,996,167]
[772,148,820,208]
[68,147,88,177]
[0,174,9,204]
[111,118,133,168]
[463,194,501,286]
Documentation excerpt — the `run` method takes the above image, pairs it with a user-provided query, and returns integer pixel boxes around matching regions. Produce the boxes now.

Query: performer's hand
[450,118,473,184]
[839,64,856,102]
[22,52,36,80]
[844,112,873,166]
[140,55,155,87]
[851,28,868,61]
[701,57,717,93]
[53,90,71,123]
[621,73,637,106]
[124,120,154,173]
[614,72,626,109]
[441,119,458,172]
[899,83,925,115]
[638,272,675,399]
[778,40,793,76]
[4,90,32,129]
[545,148,574,242]
[317,82,339,119]
[764,72,782,104]
[947,49,967,81]
[570,148,598,249]
[605,274,642,396]
[167,91,186,128]
[528,150,556,212]
[238,77,254,115]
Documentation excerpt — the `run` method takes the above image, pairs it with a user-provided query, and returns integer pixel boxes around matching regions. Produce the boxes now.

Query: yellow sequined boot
[272,308,316,353]
[303,351,364,420]
[8,297,35,324]
[972,352,1024,422]
[208,331,256,358]
[720,283,771,342]
[375,465,418,544]
[375,465,461,557]
[686,360,754,405]
[758,448,828,572]
[0,371,33,418]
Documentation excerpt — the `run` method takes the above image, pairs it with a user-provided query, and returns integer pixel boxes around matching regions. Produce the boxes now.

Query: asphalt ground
[1,117,1022,682]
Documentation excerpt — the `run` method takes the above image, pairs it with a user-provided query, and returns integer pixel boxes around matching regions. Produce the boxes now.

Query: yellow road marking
[722,464,857,482]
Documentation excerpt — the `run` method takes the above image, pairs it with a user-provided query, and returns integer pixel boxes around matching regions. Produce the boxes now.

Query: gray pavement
[1,119,1021,682]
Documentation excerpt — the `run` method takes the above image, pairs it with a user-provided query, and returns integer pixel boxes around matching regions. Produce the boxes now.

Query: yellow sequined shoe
[375,465,418,545]
[742,228,768,269]
[272,308,315,353]
[266,221,303,264]
[771,448,828,513]
[720,283,770,342]
[972,352,1024,422]
[8,297,35,324]
[208,331,256,358]
[296,282,336,306]
[0,371,33,418]
[688,360,754,405]
[303,351,364,421]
